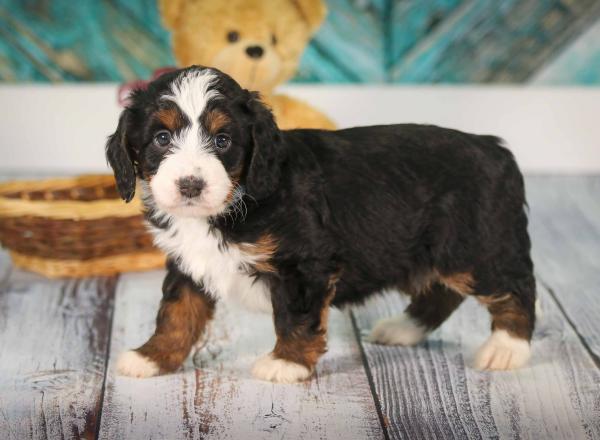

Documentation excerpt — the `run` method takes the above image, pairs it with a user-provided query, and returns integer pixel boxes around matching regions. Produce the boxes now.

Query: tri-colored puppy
[106,66,535,383]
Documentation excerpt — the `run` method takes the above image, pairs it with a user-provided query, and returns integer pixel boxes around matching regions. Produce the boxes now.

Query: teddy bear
[157,0,336,130]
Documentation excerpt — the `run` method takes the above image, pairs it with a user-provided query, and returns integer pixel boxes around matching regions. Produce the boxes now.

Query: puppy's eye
[271,34,277,45]
[214,133,232,150]
[227,31,239,43]
[153,130,172,148]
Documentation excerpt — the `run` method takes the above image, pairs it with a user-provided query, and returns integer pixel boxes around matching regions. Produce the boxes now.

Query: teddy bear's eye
[227,31,239,43]
[271,34,277,45]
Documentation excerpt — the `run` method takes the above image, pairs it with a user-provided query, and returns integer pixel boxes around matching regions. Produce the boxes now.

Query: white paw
[251,353,312,384]
[366,313,428,346]
[474,330,531,371]
[116,350,160,378]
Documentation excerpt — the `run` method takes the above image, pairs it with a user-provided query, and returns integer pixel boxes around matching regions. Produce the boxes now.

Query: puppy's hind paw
[251,353,312,383]
[116,350,160,378]
[474,330,531,371]
[366,313,428,346]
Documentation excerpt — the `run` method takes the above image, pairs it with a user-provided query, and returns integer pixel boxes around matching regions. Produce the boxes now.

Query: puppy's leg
[368,283,464,345]
[474,288,535,371]
[252,270,337,383]
[117,262,216,378]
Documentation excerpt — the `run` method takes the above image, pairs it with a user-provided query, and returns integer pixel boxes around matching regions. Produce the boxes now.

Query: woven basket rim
[9,249,166,278]
[0,174,143,220]
[0,174,115,195]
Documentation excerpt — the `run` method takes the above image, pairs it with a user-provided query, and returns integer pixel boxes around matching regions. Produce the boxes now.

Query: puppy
[106,66,535,383]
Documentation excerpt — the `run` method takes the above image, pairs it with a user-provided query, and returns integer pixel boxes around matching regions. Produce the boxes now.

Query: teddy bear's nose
[245,45,264,59]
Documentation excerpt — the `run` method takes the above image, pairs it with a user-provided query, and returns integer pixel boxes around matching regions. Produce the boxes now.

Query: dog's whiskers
[222,182,248,223]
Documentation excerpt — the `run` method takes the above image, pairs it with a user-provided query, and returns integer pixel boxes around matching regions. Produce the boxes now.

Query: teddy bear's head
[159,0,326,94]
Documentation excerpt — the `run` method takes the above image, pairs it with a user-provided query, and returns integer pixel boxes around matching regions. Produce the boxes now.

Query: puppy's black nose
[245,45,264,59]
[177,176,205,198]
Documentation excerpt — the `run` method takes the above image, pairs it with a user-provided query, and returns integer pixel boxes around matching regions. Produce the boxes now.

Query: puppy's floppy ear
[244,92,284,200]
[105,110,136,202]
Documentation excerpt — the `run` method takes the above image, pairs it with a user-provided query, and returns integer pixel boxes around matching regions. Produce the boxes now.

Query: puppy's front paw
[116,350,160,378]
[367,313,428,346]
[251,353,312,383]
[474,330,531,371]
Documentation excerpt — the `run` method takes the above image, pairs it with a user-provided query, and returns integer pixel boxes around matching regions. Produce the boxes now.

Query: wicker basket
[0,174,165,278]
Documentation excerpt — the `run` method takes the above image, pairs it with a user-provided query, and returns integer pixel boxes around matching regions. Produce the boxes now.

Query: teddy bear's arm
[267,94,336,130]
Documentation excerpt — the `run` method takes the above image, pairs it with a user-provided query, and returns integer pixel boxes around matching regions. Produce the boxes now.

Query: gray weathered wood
[98,271,383,439]
[2,176,600,439]
[350,176,600,438]
[0,249,11,285]
[352,285,600,439]
[0,256,115,439]
[526,176,600,360]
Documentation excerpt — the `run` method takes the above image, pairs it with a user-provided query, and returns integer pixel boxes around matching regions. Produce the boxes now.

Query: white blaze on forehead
[162,69,220,123]
[151,68,232,217]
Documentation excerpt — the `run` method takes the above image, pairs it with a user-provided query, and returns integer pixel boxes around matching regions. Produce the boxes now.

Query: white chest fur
[150,217,273,313]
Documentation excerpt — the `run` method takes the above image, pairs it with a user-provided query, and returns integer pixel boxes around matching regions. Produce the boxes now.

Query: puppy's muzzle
[177,176,206,199]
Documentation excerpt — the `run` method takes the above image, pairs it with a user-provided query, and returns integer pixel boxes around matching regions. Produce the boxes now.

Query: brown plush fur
[157,0,335,130]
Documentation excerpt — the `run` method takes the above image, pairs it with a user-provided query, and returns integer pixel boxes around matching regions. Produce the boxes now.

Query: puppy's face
[106,66,281,217]
[138,68,246,217]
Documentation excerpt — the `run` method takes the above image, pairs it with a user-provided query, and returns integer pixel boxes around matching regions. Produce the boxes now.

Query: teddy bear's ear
[293,0,328,33]
[158,0,186,30]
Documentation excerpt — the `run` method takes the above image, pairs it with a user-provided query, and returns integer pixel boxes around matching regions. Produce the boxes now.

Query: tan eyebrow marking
[156,107,186,131]
[205,109,231,134]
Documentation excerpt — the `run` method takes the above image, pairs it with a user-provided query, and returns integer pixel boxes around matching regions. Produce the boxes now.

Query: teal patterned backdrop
[1,0,600,84]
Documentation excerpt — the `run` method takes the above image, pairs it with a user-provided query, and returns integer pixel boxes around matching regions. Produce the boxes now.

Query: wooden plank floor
[98,272,382,439]
[526,176,600,360]
[1,176,599,439]
[0,254,115,438]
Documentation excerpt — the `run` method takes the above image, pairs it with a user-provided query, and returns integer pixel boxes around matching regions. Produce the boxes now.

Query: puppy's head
[105,66,282,217]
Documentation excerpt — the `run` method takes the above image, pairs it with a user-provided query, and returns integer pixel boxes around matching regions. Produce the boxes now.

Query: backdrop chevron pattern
[1,0,600,84]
